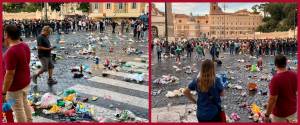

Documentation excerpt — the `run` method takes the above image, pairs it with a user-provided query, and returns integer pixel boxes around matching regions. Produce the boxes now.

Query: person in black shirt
[186,41,192,58]
[112,21,117,34]
[271,41,276,56]
[32,26,57,88]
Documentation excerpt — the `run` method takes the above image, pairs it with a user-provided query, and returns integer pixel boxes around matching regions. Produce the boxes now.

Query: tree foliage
[255,3,297,32]
[4,3,43,12]
[77,3,89,12]
[49,3,63,11]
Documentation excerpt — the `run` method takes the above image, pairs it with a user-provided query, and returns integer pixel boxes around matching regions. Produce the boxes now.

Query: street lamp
[44,3,48,21]
[294,8,297,39]
[223,3,226,40]
[165,2,168,42]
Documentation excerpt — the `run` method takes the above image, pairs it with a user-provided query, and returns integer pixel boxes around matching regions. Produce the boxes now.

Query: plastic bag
[217,73,229,87]
[250,64,258,72]
[37,93,58,108]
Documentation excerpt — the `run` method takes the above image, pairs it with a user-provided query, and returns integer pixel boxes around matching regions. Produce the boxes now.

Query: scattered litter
[248,83,258,91]
[237,59,245,63]
[36,93,58,108]
[153,75,179,85]
[165,88,195,98]
[230,112,240,121]
[91,96,98,101]
[228,84,243,90]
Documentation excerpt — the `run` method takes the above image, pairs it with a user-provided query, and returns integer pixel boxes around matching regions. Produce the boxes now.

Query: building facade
[89,3,147,19]
[209,3,262,39]
[60,3,84,16]
[3,3,84,20]
[152,2,263,39]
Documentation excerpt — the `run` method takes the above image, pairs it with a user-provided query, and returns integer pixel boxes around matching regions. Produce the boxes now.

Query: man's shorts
[39,57,54,71]
[271,113,297,123]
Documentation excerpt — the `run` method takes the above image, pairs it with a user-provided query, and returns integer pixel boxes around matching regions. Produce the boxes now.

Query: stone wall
[3,11,63,20]
[237,28,298,39]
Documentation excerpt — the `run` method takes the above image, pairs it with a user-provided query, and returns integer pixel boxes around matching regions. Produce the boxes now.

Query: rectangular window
[119,3,123,9]
[94,3,98,9]
[177,26,182,29]
[106,3,111,9]
[132,2,137,9]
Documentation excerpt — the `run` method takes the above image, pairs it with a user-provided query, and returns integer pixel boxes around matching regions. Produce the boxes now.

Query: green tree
[22,3,42,12]
[77,3,89,12]
[3,3,26,12]
[49,3,63,11]
[251,4,259,13]
[255,3,297,32]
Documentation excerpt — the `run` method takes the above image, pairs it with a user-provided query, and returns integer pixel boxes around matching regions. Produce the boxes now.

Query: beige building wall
[3,3,84,20]
[209,14,262,39]
[151,2,266,39]
[89,3,146,19]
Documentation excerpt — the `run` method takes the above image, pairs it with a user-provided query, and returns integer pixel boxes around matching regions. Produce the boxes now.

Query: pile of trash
[230,112,240,121]
[153,75,179,85]
[71,64,92,79]
[165,88,196,98]
[237,59,245,63]
[27,89,146,122]
[216,73,229,88]
[227,84,243,90]
[124,73,145,83]
[172,66,182,72]
[107,109,146,122]
[77,45,95,55]
[125,47,144,55]
[248,103,264,122]
[27,90,98,122]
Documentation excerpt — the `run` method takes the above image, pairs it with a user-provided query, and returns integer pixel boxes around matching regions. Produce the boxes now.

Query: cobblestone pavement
[24,28,149,122]
[151,47,297,122]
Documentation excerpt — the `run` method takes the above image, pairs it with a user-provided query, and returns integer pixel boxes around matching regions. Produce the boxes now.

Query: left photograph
[2,2,149,123]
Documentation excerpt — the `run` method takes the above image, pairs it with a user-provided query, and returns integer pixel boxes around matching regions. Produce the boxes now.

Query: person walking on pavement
[121,20,125,34]
[230,41,235,55]
[32,26,58,90]
[195,43,205,60]
[2,24,33,122]
[264,55,297,123]
[186,41,193,59]
[156,42,162,62]
[210,43,217,61]
[112,21,117,34]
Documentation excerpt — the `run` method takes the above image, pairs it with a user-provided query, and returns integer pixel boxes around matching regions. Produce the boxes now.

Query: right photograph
[151,2,298,123]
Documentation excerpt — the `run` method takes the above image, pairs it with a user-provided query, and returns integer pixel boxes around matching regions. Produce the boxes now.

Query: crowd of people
[3,16,148,40]
[2,13,149,122]
[154,37,297,123]
[154,38,297,62]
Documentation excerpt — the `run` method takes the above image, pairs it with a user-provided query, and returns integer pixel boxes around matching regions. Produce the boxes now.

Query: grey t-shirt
[37,35,51,58]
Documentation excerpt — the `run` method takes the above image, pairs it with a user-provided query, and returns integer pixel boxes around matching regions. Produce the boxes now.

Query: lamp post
[294,8,297,39]
[44,3,48,21]
[165,2,168,42]
[223,3,226,39]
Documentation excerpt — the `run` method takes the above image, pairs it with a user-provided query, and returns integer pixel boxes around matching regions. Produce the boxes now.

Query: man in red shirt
[2,24,32,122]
[264,54,297,123]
